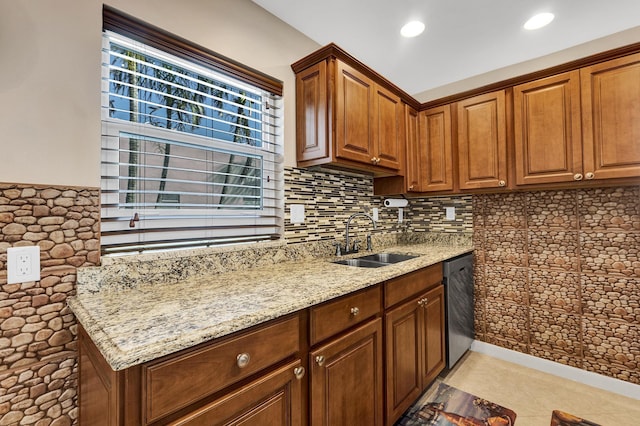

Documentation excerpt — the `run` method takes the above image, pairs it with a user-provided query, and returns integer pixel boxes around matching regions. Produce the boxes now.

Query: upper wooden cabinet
[293,44,412,176]
[419,105,454,192]
[456,90,508,190]
[513,71,583,185]
[404,105,421,192]
[581,52,640,180]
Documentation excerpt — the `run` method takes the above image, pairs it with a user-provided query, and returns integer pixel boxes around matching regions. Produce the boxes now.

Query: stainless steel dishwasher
[443,253,474,369]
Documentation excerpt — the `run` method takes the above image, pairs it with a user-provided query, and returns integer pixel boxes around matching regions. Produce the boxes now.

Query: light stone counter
[69,241,472,371]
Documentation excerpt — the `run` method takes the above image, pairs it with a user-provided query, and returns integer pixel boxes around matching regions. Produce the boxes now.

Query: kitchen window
[100,7,283,254]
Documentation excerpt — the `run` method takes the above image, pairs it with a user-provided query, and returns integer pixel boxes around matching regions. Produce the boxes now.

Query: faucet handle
[352,239,361,253]
[333,241,343,256]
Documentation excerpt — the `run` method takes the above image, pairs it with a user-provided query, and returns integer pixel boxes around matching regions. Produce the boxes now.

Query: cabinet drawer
[143,314,300,423]
[310,285,381,345]
[168,360,304,426]
[384,264,442,309]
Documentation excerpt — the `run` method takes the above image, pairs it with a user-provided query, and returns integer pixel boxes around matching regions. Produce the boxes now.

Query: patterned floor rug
[395,381,517,425]
[550,410,601,426]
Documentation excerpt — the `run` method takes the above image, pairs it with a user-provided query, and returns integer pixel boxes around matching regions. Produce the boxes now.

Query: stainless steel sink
[356,253,418,264]
[332,253,418,268]
[332,258,387,268]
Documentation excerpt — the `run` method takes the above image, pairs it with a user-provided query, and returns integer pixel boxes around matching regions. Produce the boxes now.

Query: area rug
[550,410,601,426]
[395,381,517,425]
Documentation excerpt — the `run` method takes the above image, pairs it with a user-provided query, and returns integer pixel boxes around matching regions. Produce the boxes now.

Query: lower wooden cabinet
[168,360,304,426]
[420,285,446,387]
[385,285,445,425]
[79,263,448,426]
[309,319,384,426]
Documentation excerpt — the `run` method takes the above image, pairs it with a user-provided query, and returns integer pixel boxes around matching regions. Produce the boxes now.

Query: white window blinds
[101,31,283,254]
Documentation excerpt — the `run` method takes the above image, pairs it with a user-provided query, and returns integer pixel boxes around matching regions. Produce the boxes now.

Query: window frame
[100,6,284,255]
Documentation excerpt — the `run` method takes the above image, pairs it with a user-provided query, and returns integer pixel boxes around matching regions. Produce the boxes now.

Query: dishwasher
[443,253,474,369]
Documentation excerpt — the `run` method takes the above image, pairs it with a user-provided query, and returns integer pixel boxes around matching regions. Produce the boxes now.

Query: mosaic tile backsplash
[284,166,472,244]
[474,186,640,384]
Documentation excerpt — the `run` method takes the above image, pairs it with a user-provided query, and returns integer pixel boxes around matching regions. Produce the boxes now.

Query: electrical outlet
[7,246,40,284]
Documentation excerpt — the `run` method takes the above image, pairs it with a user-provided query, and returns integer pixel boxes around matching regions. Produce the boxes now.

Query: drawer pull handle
[498,180,506,187]
[293,366,305,380]
[585,172,595,180]
[418,298,429,307]
[350,307,360,316]
[315,355,325,366]
[574,173,583,181]
[236,353,251,368]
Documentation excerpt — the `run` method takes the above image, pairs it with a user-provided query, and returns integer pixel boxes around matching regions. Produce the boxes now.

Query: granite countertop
[69,242,472,371]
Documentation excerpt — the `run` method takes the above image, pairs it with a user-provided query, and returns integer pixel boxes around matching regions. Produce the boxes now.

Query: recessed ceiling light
[524,12,555,30]
[401,21,425,38]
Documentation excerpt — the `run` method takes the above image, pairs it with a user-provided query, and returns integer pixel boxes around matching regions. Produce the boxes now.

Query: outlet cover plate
[7,246,40,284]
[445,206,456,220]
[289,204,305,224]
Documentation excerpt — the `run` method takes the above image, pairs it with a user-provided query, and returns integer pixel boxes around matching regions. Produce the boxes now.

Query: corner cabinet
[79,313,305,426]
[456,90,508,190]
[418,105,454,192]
[292,44,409,176]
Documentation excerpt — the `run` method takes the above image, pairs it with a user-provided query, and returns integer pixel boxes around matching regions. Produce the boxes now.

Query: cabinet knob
[236,353,251,368]
[408,185,415,191]
[350,307,360,316]
[585,172,595,180]
[293,366,305,380]
[418,297,428,306]
[573,173,583,181]
[371,157,377,164]
[498,180,506,187]
[315,355,325,366]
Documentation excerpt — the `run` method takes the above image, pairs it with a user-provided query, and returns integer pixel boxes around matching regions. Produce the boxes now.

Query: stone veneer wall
[0,184,99,425]
[473,186,640,384]
[284,166,472,244]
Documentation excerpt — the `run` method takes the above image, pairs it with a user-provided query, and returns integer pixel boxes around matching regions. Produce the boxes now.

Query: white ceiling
[253,0,640,100]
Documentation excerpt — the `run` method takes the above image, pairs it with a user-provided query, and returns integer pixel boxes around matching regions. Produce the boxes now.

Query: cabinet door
[514,71,583,185]
[457,91,508,189]
[581,52,640,180]
[335,61,375,164]
[310,319,383,426]
[296,62,329,163]
[373,84,402,170]
[420,105,454,192]
[168,360,304,426]
[405,105,421,192]
[385,297,422,425]
[421,285,446,387]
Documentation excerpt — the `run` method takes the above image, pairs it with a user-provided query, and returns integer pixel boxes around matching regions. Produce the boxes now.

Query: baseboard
[470,340,640,400]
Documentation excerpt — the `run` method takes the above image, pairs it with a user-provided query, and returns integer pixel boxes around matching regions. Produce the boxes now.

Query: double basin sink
[333,253,418,268]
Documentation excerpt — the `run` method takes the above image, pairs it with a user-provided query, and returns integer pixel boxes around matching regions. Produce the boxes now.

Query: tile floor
[439,351,640,426]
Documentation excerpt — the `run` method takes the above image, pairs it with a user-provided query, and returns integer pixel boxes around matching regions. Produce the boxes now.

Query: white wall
[413,26,640,103]
[0,0,319,187]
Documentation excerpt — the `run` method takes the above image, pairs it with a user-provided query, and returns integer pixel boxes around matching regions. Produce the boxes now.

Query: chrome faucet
[344,212,376,254]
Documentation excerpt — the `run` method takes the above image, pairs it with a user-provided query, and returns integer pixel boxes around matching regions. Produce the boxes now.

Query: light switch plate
[445,206,455,220]
[290,204,305,224]
[7,246,41,284]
